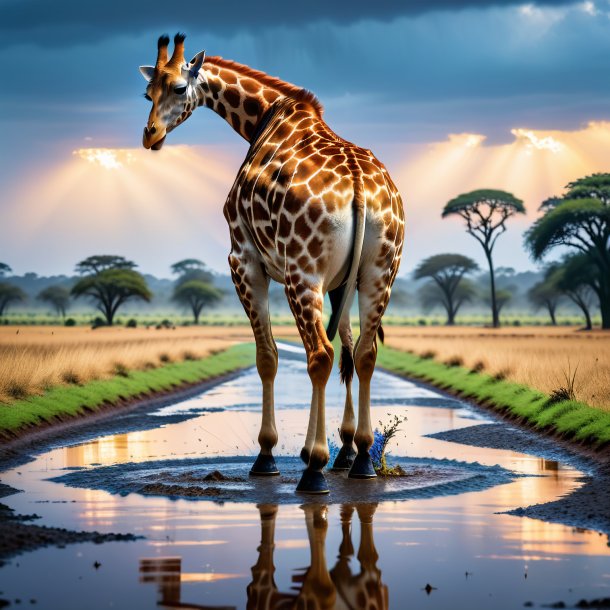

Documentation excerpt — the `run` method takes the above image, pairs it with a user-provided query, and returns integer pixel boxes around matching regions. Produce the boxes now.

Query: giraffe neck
[192,57,323,142]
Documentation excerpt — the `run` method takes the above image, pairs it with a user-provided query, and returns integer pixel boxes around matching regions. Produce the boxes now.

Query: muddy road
[0,342,609,610]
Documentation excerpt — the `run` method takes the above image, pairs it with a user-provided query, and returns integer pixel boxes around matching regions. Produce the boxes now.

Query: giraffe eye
[174,85,187,95]
[143,93,152,102]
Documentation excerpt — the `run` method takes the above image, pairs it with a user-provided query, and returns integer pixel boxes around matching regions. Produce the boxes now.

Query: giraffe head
[139,33,205,150]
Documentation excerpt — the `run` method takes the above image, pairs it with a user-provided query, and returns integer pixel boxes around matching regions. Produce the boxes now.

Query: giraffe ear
[188,51,205,78]
[139,66,155,82]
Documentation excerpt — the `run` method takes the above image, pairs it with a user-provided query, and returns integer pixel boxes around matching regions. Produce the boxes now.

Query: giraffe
[246,503,387,610]
[140,34,405,493]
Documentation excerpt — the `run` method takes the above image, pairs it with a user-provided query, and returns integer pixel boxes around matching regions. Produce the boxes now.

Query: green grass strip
[377,345,610,448]
[0,343,255,436]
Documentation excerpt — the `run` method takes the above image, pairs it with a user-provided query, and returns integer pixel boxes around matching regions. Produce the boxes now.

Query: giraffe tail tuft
[339,345,354,385]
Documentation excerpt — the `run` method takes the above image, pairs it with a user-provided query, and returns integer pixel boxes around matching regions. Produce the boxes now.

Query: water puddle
[0,344,608,609]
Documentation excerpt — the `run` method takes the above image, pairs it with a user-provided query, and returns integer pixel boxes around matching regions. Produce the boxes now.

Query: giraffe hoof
[331,444,356,471]
[299,447,310,465]
[296,469,329,494]
[348,452,377,479]
[249,453,280,476]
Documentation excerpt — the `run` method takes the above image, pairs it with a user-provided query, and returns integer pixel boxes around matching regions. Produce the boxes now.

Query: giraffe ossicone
[140,33,405,494]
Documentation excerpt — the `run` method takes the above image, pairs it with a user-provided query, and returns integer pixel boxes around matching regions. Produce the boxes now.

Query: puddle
[0,343,608,609]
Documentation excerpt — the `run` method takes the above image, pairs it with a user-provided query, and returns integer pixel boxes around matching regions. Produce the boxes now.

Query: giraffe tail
[326,179,366,341]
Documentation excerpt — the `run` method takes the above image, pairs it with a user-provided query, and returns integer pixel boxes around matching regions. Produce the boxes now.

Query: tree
[550,254,598,330]
[442,189,525,327]
[484,287,513,316]
[414,254,479,325]
[0,263,11,277]
[71,267,152,325]
[171,258,214,287]
[76,255,136,275]
[172,280,222,323]
[37,285,71,319]
[419,278,477,323]
[0,283,26,318]
[528,271,563,325]
[525,174,610,328]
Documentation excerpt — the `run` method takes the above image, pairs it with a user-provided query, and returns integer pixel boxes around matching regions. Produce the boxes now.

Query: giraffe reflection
[248,503,388,610]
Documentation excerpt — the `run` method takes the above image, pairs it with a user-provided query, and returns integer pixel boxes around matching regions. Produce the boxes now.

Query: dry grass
[0,325,260,404]
[383,326,610,410]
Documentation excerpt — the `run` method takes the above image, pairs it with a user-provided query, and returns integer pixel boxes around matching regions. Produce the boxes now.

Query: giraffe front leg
[229,250,279,476]
[331,311,357,471]
[285,278,333,494]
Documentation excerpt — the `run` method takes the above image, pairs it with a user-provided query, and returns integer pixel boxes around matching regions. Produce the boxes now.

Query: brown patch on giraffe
[230,112,241,133]
[219,69,237,85]
[307,236,323,259]
[216,102,227,118]
[286,238,303,259]
[293,216,312,241]
[244,120,255,139]
[239,78,260,94]
[278,213,292,236]
[262,88,277,103]
[307,205,322,224]
[244,98,261,117]
[224,87,241,109]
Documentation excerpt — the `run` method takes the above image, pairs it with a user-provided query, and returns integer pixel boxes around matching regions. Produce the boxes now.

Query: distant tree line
[0,255,222,326]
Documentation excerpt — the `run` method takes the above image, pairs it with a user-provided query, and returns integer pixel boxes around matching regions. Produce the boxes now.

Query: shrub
[61,370,80,385]
[471,360,485,374]
[159,353,171,363]
[113,362,130,378]
[420,350,437,360]
[91,317,106,329]
[126,318,137,328]
[445,356,464,367]
[64,318,76,327]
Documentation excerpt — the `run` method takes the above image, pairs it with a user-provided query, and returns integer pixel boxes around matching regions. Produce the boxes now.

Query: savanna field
[1,323,608,410]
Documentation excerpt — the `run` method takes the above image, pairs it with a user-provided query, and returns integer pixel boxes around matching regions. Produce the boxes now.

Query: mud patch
[50,455,523,505]
[428,423,610,535]
[0,483,139,565]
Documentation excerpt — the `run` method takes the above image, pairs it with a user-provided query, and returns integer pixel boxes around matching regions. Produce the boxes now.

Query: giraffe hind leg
[331,310,357,471]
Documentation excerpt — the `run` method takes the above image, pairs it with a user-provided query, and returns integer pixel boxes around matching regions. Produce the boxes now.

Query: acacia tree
[172,280,222,323]
[528,270,563,325]
[414,254,479,325]
[76,255,136,275]
[71,256,151,325]
[0,283,26,318]
[0,263,11,277]
[551,254,598,330]
[442,189,525,327]
[37,285,71,319]
[525,174,610,328]
[171,258,214,286]
[419,278,477,324]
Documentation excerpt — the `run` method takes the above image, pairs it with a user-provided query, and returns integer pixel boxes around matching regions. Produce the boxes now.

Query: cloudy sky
[1,0,609,277]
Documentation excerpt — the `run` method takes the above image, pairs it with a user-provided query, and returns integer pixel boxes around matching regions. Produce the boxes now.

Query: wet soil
[0,483,139,567]
[429,423,610,535]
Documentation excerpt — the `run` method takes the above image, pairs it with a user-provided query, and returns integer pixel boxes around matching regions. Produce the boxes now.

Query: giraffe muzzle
[142,124,166,150]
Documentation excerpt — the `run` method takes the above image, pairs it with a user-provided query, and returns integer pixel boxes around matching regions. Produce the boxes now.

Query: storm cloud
[0,0,579,48]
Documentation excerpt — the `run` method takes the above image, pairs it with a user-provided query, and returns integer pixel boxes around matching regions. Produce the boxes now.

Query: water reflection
[247,503,386,610]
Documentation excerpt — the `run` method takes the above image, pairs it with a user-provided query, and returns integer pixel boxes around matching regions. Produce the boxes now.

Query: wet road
[0,343,609,609]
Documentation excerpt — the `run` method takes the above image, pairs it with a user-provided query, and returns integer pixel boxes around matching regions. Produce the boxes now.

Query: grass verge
[0,343,255,439]
[377,345,610,450]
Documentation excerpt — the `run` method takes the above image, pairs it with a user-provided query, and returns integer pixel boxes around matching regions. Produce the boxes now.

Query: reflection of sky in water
[0,348,609,609]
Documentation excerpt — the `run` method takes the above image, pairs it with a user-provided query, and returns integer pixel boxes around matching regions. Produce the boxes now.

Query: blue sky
[1,1,609,277]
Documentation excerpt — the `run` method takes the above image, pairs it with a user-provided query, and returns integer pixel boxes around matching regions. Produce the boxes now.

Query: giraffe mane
[205,56,324,117]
